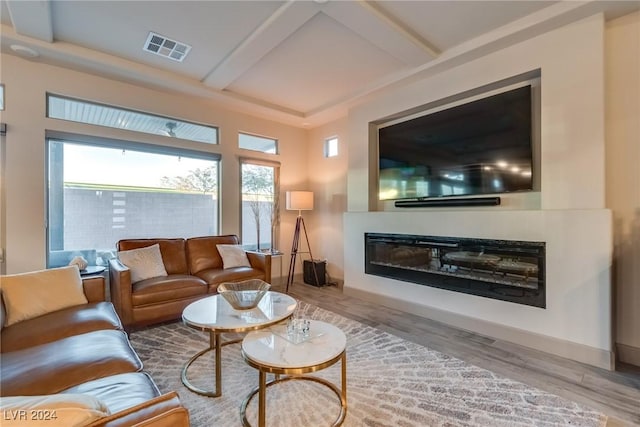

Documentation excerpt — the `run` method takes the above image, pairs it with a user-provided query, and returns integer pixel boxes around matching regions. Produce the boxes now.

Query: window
[46,136,220,267]
[47,94,218,144]
[324,136,338,157]
[239,132,278,154]
[240,159,280,251]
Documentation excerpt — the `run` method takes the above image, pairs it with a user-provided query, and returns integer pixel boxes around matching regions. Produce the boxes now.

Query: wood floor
[276,281,640,426]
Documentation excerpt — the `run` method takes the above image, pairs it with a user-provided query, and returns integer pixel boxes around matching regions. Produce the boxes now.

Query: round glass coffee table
[240,320,347,427]
[181,291,297,397]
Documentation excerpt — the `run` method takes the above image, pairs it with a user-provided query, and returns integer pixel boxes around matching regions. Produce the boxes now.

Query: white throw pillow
[0,393,110,427]
[117,244,168,283]
[0,266,88,327]
[217,245,251,269]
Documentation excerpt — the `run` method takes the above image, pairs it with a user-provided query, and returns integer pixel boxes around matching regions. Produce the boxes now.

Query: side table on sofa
[257,249,284,285]
[79,265,106,277]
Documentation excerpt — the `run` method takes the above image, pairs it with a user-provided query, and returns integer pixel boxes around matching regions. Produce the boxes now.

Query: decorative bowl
[218,279,271,310]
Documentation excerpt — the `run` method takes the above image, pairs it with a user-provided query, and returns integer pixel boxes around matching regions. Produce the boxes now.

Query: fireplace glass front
[365,233,545,308]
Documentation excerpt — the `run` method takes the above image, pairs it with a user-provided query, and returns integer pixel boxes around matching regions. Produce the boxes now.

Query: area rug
[129,302,607,427]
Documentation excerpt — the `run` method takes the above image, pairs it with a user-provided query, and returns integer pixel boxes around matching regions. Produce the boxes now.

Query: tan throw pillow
[0,266,88,327]
[217,244,251,269]
[0,393,110,426]
[118,244,168,283]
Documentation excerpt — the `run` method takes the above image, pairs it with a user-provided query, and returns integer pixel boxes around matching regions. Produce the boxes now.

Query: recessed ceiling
[227,12,406,112]
[0,0,638,128]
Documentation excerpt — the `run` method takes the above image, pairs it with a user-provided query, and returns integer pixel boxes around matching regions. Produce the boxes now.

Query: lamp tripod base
[286,215,320,293]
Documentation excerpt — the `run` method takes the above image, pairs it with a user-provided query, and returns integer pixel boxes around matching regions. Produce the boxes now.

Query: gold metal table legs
[181,330,242,397]
[240,351,347,427]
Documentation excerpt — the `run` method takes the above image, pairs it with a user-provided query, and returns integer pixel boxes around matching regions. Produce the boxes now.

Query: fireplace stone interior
[365,233,546,308]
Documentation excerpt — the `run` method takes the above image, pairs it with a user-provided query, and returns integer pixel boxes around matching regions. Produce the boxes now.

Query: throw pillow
[0,393,110,426]
[216,244,251,269]
[117,244,168,283]
[0,266,88,327]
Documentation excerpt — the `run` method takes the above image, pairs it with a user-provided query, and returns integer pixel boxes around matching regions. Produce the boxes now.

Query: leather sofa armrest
[83,276,106,303]
[88,392,189,427]
[108,258,134,328]
[246,251,272,284]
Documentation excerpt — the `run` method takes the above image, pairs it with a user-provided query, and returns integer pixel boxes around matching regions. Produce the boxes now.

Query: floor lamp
[285,191,320,293]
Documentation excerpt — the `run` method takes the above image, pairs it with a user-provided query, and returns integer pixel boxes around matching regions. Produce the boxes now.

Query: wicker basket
[218,279,271,310]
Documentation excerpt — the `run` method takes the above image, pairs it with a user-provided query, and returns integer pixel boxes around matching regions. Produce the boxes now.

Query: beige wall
[0,131,5,276]
[605,11,640,365]
[0,54,307,274]
[306,118,348,285]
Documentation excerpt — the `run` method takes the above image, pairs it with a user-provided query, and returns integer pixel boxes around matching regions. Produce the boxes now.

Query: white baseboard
[616,343,640,367]
[345,287,614,371]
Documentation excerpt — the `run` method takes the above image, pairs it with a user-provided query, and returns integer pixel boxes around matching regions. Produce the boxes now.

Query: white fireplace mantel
[343,209,612,369]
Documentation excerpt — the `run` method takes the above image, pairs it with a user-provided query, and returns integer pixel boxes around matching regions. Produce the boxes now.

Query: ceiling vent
[143,32,191,62]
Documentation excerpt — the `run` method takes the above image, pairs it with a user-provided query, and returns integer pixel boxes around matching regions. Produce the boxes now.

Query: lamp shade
[286,191,314,211]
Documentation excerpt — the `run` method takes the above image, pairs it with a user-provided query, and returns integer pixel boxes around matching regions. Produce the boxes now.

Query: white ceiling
[1,1,638,128]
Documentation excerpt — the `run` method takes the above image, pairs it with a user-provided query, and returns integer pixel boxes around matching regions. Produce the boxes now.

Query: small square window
[324,137,338,158]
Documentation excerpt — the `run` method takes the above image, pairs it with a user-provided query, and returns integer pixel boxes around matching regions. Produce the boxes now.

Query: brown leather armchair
[109,235,271,329]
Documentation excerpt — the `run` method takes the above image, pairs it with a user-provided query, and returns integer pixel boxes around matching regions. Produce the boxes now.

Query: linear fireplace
[365,233,546,308]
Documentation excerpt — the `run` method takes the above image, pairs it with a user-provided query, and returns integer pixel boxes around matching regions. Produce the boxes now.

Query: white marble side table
[181,291,297,397]
[240,320,347,427]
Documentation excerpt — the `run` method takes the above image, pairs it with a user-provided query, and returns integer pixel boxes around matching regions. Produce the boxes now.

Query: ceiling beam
[0,24,306,125]
[202,0,319,90]
[323,0,440,67]
[6,0,53,43]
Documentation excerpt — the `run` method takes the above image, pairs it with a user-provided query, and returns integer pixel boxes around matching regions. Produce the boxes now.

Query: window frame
[239,157,281,252]
[45,131,221,268]
[46,93,219,145]
[238,132,279,154]
[324,136,339,158]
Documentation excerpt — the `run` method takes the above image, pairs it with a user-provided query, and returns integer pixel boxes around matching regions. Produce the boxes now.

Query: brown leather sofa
[0,274,189,427]
[110,235,272,329]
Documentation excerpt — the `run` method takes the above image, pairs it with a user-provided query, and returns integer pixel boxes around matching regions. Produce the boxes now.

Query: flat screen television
[378,85,533,201]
